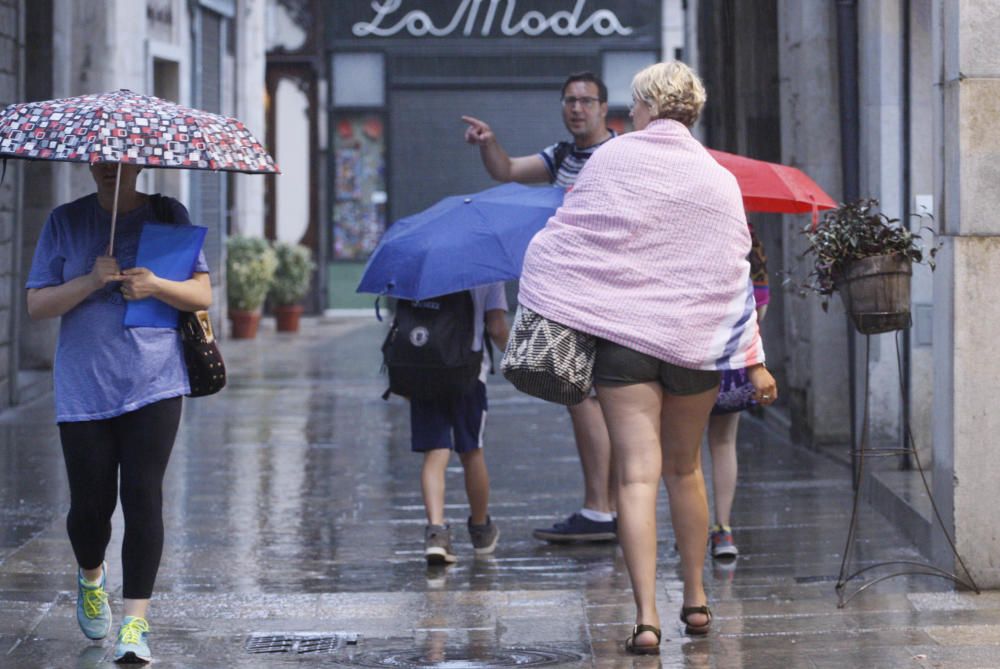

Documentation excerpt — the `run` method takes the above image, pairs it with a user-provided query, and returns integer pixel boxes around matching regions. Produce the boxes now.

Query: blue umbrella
[356,182,565,301]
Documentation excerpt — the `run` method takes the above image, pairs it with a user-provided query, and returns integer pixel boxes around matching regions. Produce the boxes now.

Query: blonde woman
[518,61,776,654]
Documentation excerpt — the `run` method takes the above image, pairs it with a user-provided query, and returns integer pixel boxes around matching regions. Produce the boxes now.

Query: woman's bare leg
[661,387,719,628]
[706,412,740,527]
[596,381,663,646]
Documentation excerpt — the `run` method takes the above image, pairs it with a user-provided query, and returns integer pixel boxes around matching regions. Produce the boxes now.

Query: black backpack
[381,291,483,400]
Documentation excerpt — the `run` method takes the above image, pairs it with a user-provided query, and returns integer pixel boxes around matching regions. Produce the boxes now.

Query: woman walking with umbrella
[26,161,210,663]
[5,89,277,664]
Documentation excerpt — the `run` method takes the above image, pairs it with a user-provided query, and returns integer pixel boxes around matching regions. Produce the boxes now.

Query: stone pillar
[856,0,903,448]
[232,0,266,238]
[931,0,1000,586]
[906,0,937,471]
[0,0,21,406]
[777,0,850,446]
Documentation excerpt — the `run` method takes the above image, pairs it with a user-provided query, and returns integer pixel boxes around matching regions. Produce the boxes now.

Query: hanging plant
[801,198,937,309]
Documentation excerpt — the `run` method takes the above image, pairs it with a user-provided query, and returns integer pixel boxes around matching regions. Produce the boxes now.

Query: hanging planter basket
[835,254,912,335]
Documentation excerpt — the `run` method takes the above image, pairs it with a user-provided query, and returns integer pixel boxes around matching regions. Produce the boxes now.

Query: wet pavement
[1,316,998,668]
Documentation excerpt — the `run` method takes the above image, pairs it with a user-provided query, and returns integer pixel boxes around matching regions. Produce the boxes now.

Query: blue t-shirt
[26,194,210,423]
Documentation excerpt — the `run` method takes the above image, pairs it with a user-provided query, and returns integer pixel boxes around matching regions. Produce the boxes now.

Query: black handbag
[147,194,226,398]
[179,310,226,397]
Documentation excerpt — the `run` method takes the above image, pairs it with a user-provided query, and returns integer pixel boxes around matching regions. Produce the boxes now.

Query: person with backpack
[25,162,210,664]
[461,71,619,544]
[382,284,509,564]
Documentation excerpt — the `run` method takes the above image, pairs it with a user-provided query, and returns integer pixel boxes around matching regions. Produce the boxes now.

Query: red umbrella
[708,148,837,222]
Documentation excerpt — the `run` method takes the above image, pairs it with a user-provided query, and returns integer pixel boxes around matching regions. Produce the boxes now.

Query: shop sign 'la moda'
[352,0,634,38]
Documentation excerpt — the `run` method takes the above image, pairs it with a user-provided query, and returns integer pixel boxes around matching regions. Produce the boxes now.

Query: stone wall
[776,0,850,446]
[931,0,1000,587]
[0,0,20,407]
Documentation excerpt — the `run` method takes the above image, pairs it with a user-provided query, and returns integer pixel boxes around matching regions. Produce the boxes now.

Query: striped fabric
[519,119,764,372]
[539,131,616,188]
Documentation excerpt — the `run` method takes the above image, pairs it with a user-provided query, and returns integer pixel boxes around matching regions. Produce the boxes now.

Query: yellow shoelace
[118,617,149,645]
[82,585,108,619]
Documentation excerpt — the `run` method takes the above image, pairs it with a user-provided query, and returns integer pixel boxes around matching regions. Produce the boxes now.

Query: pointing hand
[462,116,495,146]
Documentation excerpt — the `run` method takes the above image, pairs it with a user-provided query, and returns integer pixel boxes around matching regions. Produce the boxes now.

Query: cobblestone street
[1,317,996,668]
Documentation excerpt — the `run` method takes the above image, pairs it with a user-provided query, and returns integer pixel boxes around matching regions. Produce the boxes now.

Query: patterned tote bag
[501,305,595,406]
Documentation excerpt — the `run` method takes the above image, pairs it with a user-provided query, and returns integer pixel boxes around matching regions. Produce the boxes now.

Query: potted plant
[269,242,316,333]
[802,198,936,334]
[226,236,277,339]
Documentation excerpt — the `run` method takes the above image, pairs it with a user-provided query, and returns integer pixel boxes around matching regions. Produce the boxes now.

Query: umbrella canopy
[707,149,837,216]
[0,89,278,252]
[357,182,564,301]
[0,89,278,173]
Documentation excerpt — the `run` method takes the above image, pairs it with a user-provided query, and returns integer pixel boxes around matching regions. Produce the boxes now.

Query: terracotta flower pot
[229,309,261,339]
[275,304,304,333]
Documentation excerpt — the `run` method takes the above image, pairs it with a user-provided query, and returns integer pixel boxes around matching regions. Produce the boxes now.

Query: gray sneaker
[468,516,499,555]
[424,524,457,565]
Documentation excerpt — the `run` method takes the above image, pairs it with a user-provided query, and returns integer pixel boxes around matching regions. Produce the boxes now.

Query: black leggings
[59,397,182,600]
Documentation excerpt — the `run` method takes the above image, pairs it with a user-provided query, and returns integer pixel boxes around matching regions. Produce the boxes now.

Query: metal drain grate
[344,647,584,667]
[245,632,360,655]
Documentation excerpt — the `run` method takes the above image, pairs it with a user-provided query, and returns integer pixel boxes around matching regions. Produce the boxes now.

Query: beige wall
[931,0,1000,587]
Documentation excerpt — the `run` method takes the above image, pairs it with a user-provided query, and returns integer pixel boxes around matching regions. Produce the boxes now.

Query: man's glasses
[561,96,601,109]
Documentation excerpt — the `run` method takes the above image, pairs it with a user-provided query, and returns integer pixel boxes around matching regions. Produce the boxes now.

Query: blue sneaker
[76,562,112,640]
[113,616,151,664]
[532,512,617,543]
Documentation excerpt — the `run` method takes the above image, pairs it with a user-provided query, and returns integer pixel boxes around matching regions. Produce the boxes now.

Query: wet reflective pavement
[2,317,998,668]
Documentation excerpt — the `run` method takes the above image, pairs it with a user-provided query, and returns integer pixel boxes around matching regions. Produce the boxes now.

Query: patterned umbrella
[0,89,278,250]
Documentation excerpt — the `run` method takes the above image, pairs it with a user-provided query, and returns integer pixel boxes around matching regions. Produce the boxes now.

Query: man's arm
[462,115,551,184]
[485,308,509,351]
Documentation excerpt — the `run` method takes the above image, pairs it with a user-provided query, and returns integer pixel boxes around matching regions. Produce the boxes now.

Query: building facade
[320,0,664,310]
[693,0,1000,586]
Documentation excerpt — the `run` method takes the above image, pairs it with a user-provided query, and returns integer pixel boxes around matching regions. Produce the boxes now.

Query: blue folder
[123,223,208,328]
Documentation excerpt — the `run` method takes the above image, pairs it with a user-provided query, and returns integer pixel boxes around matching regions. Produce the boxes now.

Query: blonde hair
[631,61,706,127]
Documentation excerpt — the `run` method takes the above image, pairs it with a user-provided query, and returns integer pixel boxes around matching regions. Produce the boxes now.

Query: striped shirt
[539,130,617,188]
[519,119,764,372]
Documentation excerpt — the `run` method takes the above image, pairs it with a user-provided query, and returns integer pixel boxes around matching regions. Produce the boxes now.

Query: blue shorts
[410,381,488,454]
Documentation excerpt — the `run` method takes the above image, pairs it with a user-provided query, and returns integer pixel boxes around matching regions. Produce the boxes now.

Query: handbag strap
[148,194,175,224]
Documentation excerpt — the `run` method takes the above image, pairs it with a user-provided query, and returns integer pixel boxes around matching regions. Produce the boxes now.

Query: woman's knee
[662,453,702,479]
[119,481,163,519]
[616,463,661,489]
[68,495,117,527]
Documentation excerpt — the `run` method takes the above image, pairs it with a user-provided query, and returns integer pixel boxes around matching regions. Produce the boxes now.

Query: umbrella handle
[108,163,122,255]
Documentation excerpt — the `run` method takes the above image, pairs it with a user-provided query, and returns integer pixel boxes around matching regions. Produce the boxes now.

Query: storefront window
[333,53,385,107]
[602,51,658,107]
[333,114,386,260]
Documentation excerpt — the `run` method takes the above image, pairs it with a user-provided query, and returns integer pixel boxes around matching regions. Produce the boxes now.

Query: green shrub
[226,236,277,312]
[269,242,316,306]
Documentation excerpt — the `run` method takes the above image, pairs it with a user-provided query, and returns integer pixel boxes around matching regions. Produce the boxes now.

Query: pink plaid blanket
[519,119,764,371]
